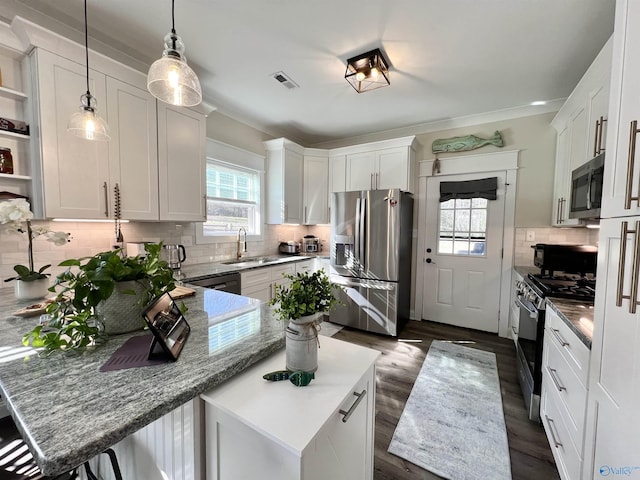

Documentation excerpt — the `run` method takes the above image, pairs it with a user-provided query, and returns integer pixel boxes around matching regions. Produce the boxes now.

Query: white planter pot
[14,278,49,301]
[96,280,148,335]
[286,313,322,373]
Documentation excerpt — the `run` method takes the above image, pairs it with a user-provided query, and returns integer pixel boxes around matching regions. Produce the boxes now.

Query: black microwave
[569,152,605,219]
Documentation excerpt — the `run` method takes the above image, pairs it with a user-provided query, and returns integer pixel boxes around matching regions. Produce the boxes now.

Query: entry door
[422,171,507,332]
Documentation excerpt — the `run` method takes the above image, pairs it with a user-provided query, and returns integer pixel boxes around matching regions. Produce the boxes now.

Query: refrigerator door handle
[360,195,367,269]
[355,197,361,262]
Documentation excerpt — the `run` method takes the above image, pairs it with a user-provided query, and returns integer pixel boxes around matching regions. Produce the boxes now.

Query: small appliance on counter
[302,235,320,253]
[279,241,300,254]
[162,244,187,270]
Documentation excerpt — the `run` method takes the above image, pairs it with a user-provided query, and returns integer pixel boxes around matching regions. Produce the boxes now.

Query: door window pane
[437,196,489,256]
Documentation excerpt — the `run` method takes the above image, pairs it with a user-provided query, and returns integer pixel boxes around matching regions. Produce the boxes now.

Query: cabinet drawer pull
[556,198,562,224]
[203,195,207,220]
[547,367,566,392]
[545,415,563,448]
[593,118,600,158]
[103,181,109,217]
[339,389,366,423]
[616,221,640,313]
[598,116,607,154]
[550,328,569,347]
[625,120,640,209]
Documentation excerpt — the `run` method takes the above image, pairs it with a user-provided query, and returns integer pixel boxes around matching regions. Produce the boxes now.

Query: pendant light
[67,0,110,141]
[147,0,202,107]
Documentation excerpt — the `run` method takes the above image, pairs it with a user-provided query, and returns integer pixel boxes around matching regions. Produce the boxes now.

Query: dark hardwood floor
[332,320,560,480]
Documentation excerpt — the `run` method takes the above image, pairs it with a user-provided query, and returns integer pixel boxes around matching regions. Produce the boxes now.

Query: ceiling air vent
[272,71,299,90]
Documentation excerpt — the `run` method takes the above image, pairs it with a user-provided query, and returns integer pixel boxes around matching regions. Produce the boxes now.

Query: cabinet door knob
[339,389,367,423]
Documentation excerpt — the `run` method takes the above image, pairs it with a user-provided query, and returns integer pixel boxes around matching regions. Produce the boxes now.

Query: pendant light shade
[147,1,202,107]
[67,0,110,141]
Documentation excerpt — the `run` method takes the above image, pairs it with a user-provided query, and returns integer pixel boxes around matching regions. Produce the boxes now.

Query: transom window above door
[438,198,487,256]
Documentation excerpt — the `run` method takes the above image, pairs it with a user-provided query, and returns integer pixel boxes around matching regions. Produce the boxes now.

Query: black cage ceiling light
[344,48,390,93]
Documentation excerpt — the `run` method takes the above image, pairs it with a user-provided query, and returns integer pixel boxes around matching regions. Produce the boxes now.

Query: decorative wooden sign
[432,130,504,153]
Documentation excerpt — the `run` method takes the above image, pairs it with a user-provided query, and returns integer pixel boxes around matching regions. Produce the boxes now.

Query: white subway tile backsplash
[514,227,594,267]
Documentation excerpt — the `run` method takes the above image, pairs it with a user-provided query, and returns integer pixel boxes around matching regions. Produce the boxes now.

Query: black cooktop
[527,273,596,302]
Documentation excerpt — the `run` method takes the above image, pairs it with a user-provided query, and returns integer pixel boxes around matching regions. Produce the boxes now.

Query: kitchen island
[0,286,285,476]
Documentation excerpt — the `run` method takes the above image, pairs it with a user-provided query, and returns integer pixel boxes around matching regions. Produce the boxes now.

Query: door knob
[426,248,432,253]
[425,258,432,263]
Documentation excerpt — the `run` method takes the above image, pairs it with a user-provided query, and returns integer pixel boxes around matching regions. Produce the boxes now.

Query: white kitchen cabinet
[33,49,163,221]
[303,154,329,224]
[106,77,159,221]
[201,336,379,480]
[333,136,417,193]
[541,306,590,480]
[295,259,314,274]
[329,154,347,195]
[265,138,304,224]
[600,1,640,218]
[157,103,206,221]
[550,36,612,226]
[240,263,296,301]
[32,49,110,219]
[345,146,415,192]
[583,215,640,479]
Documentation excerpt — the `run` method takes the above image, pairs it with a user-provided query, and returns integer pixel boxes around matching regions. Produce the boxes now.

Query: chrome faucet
[237,227,248,259]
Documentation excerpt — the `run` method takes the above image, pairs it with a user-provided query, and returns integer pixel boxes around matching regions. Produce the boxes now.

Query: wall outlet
[526,230,536,242]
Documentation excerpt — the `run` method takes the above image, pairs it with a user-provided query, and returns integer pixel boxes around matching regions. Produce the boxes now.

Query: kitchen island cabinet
[201,336,379,480]
[0,287,284,477]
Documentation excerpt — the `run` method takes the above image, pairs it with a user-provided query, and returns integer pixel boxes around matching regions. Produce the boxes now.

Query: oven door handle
[516,296,538,318]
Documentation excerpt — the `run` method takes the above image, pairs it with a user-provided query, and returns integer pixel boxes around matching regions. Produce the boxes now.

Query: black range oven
[514,245,596,422]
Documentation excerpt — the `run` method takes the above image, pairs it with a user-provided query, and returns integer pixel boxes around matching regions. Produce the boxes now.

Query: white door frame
[414,150,519,338]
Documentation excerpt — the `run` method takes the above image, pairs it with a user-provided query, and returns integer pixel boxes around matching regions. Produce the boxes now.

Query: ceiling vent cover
[272,71,299,90]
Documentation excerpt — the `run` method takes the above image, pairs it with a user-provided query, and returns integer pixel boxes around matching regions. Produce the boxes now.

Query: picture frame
[141,292,190,361]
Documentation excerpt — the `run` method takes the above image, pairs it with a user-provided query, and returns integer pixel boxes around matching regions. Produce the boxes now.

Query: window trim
[196,140,265,245]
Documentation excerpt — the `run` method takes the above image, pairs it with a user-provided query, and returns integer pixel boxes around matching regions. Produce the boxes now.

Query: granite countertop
[180,254,322,282]
[0,286,285,476]
[545,297,594,349]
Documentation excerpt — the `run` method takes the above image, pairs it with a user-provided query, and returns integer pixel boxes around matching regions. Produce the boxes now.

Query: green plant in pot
[270,269,341,373]
[22,243,177,353]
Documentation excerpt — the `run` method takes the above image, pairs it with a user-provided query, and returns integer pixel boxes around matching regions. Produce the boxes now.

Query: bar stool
[0,416,122,479]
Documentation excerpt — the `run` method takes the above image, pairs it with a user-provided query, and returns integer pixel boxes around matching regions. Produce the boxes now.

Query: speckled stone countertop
[546,297,594,349]
[0,286,285,476]
[180,253,322,282]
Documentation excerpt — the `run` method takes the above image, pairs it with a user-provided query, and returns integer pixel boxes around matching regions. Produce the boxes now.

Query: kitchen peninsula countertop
[0,286,285,476]
[545,297,594,348]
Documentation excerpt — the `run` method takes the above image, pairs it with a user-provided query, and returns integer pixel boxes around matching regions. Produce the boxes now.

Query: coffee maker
[302,235,320,253]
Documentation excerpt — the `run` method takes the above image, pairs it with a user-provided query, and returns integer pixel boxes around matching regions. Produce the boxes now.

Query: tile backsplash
[514,227,599,267]
[0,221,330,283]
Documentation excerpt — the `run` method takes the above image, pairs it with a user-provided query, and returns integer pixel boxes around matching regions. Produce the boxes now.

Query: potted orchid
[0,198,71,300]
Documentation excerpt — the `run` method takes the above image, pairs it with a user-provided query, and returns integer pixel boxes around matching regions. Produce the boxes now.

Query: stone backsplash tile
[514,227,595,267]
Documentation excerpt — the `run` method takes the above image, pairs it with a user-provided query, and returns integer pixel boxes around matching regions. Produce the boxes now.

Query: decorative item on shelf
[269,270,341,373]
[0,117,29,136]
[22,242,180,354]
[147,0,202,107]
[432,130,504,153]
[0,198,71,300]
[344,48,390,94]
[0,147,13,174]
[67,0,110,141]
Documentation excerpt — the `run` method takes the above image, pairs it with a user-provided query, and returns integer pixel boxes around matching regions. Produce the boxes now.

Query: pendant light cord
[84,0,90,95]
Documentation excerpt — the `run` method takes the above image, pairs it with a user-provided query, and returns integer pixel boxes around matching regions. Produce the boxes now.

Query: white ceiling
[7,0,615,146]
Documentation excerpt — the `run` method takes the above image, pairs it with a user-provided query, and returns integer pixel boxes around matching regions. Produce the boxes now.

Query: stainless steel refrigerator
[329,189,413,336]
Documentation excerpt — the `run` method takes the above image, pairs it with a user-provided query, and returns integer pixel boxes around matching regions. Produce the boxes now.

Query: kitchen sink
[221,255,286,266]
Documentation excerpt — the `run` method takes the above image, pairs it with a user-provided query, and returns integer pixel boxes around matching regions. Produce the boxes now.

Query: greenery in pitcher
[270,269,341,321]
[22,242,177,353]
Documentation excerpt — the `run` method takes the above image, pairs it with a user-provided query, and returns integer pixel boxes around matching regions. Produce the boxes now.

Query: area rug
[388,340,512,480]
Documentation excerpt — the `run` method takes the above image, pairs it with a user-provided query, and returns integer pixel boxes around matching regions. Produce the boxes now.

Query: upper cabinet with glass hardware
[600,1,640,218]
[550,36,612,226]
